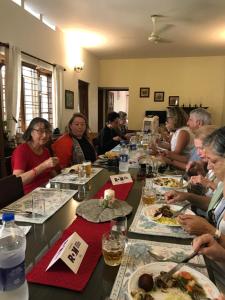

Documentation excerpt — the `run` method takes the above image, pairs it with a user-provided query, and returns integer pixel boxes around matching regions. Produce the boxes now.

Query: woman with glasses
[52,113,96,168]
[12,117,59,194]
[164,127,225,237]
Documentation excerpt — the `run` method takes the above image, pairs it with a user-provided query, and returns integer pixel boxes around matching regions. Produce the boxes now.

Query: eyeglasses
[32,128,52,135]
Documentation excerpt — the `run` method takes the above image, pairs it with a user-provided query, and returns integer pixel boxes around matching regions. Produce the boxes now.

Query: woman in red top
[12,117,59,194]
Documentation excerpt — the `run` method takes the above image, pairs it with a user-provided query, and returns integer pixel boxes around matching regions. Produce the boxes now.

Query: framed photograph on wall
[154,91,164,102]
[140,87,150,98]
[65,90,74,109]
[169,96,179,106]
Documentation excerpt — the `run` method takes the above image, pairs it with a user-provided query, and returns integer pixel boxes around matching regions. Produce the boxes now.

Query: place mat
[0,188,77,224]
[49,167,102,185]
[76,199,133,223]
[129,199,192,239]
[26,217,111,291]
[26,180,133,291]
[110,239,207,300]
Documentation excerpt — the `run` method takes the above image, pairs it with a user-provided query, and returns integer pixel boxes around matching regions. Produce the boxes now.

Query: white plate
[143,204,194,227]
[98,154,107,160]
[128,262,220,300]
[153,176,188,191]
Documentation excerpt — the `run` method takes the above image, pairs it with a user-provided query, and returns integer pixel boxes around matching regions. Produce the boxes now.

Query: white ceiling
[25,0,225,59]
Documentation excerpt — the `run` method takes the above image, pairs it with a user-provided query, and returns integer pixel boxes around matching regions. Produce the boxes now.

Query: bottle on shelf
[0,213,28,300]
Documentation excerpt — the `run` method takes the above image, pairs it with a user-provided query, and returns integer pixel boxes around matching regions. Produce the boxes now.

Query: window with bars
[21,63,52,130]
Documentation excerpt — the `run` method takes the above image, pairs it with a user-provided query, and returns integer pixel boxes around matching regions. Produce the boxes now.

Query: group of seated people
[11,110,130,194]
[10,106,225,296]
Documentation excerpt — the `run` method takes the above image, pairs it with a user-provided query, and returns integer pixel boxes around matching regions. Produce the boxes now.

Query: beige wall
[0,0,99,132]
[99,57,225,130]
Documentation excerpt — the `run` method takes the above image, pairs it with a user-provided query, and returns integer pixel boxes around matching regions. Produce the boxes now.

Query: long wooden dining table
[20,166,224,300]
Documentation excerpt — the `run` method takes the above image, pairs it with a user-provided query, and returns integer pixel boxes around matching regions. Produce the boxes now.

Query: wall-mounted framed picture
[154,91,164,102]
[169,96,179,106]
[65,90,74,109]
[140,87,150,98]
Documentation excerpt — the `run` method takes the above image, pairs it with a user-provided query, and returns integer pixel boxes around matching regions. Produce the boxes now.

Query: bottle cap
[2,212,15,222]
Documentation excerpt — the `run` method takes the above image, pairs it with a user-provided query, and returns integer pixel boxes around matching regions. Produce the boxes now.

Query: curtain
[5,45,21,137]
[52,65,64,131]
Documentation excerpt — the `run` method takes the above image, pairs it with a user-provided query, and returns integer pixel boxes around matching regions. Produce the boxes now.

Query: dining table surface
[15,166,225,300]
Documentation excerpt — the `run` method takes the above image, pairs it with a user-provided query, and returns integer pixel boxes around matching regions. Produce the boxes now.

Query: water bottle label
[130,144,137,151]
[120,154,128,162]
[0,261,25,291]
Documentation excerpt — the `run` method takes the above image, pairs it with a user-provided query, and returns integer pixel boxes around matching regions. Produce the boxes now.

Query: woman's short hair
[190,108,212,125]
[203,126,225,157]
[23,117,51,142]
[166,107,188,129]
[107,111,119,123]
[194,125,217,140]
[118,111,127,119]
[68,112,89,139]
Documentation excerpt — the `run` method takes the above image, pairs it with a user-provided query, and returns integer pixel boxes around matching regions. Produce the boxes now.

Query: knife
[172,203,190,218]
[161,243,207,282]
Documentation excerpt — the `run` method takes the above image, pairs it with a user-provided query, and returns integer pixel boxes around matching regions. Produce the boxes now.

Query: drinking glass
[77,165,86,184]
[102,232,125,266]
[141,186,156,205]
[32,190,45,217]
[83,161,92,177]
[110,216,127,237]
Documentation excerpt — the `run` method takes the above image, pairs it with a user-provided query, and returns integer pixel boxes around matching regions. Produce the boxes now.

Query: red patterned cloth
[26,180,133,291]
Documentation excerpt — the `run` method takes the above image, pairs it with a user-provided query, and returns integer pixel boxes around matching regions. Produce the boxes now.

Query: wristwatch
[214,229,221,242]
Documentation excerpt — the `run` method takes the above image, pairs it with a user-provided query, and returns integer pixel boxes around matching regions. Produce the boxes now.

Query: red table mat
[26,180,133,291]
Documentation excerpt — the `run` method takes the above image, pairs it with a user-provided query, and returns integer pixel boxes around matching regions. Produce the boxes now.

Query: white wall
[0,0,100,132]
[99,57,225,130]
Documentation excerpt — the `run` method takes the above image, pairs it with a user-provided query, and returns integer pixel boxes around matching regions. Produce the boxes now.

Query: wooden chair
[0,175,24,209]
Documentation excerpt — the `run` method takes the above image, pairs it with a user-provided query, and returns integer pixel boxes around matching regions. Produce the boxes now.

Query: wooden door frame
[97,87,129,131]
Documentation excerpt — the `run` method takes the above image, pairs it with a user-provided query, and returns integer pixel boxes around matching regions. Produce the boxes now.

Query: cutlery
[147,249,205,268]
[160,243,207,283]
[172,203,190,218]
[0,208,43,218]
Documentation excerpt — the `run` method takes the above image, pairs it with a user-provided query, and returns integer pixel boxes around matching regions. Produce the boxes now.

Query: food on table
[138,273,154,292]
[131,270,206,300]
[145,205,180,226]
[153,177,183,188]
[104,151,119,159]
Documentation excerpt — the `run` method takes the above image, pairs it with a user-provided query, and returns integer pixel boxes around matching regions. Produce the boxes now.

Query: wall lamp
[74,61,84,73]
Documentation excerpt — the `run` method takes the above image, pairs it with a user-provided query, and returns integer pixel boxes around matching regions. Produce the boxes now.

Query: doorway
[98,88,129,131]
[78,80,89,119]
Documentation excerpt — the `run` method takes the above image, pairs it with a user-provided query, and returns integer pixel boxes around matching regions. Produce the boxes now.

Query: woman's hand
[193,234,225,262]
[42,157,59,169]
[164,190,187,204]
[178,215,215,235]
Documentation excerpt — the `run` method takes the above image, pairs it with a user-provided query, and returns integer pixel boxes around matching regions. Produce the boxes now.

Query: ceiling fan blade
[157,24,174,35]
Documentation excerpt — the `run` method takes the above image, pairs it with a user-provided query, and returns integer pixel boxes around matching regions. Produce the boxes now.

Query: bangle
[214,229,221,242]
[32,168,37,177]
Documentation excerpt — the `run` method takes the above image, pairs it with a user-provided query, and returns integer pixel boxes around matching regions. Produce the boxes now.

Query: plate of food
[98,151,119,160]
[153,176,187,190]
[128,262,219,300]
[61,164,81,175]
[143,204,194,226]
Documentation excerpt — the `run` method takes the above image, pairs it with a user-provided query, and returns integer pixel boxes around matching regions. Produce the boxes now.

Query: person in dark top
[52,113,96,168]
[98,111,122,154]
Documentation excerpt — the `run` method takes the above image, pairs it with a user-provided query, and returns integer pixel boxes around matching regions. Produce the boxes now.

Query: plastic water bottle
[119,144,129,172]
[0,213,28,300]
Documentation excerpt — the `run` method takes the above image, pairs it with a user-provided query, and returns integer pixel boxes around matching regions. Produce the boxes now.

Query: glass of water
[110,216,127,237]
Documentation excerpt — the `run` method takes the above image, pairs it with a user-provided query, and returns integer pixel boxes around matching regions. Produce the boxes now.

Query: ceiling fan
[148,14,173,44]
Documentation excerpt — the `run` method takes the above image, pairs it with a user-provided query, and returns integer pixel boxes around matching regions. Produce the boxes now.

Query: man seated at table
[97,111,123,155]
